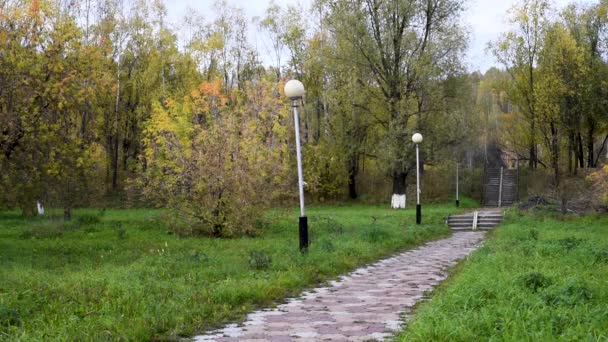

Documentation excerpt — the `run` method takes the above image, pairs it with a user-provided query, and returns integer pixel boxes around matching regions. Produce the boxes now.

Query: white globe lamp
[284,80,305,100]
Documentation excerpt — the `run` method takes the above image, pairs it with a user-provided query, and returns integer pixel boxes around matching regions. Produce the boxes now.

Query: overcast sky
[165,0,595,73]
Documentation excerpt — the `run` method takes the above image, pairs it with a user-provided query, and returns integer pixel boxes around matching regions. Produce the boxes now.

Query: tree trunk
[391,171,407,209]
[587,123,594,168]
[567,131,574,175]
[529,119,537,169]
[594,135,608,167]
[577,132,584,169]
[112,137,119,191]
[64,180,72,220]
[550,122,560,188]
[112,57,121,191]
[64,206,72,220]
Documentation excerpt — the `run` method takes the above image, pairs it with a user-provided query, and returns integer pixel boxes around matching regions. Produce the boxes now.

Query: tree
[562,2,608,168]
[321,0,467,207]
[491,0,551,170]
[535,23,587,185]
[0,0,105,217]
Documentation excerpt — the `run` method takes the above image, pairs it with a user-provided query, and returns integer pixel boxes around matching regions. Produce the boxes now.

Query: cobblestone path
[194,231,485,342]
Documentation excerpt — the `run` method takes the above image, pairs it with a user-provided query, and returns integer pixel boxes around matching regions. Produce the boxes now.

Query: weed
[594,248,608,264]
[115,226,128,240]
[248,250,272,270]
[519,272,553,292]
[366,227,390,243]
[189,250,209,262]
[365,216,390,243]
[71,209,105,229]
[543,280,593,306]
[76,214,101,225]
[0,305,20,327]
[319,240,336,253]
[528,228,539,240]
[556,237,585,251]
[313,215,345,235]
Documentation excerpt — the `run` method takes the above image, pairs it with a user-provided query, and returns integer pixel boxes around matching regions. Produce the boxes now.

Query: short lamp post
[412,133,423,224]
[284,80,308,252]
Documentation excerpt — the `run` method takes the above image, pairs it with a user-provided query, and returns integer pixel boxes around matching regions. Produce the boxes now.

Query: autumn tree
[0,0,106,217]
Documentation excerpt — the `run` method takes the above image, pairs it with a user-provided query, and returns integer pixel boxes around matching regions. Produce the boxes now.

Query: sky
[165,0,595,73]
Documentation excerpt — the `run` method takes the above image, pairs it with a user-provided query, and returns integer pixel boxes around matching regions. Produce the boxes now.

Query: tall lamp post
[284,80,308,251]
[456,162,460,207]
[412,133,423,224]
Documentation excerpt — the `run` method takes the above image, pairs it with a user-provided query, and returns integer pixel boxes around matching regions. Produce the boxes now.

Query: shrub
[139,81,292,238]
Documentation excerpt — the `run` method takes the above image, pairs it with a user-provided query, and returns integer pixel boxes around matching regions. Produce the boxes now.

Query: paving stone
[192,232,485,341]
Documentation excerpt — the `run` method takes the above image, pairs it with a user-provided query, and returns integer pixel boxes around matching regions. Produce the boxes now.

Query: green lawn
[0,201,472,341]
[399,209,608,341]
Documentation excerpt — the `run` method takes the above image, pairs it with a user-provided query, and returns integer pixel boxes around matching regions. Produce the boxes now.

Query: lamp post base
[416,204,422,224]
[456,199,460,207]
[299,216,309,252]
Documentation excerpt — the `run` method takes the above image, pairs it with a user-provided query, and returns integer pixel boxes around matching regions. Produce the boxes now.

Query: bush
[139,82,292,237]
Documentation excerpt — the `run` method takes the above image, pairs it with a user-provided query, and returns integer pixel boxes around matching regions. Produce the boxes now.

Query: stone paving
[193,231,486,342]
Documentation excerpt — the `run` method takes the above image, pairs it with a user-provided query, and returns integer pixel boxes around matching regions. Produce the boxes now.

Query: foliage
[398,211,608,341]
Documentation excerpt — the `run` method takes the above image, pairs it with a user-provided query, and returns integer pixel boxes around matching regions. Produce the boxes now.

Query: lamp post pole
[412,133,423,225]
[285,80,308,252]
[456,162,460,207]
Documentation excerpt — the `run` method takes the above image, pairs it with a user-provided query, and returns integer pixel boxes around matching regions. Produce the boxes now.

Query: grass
[0,201,471,341]
[398,209,608,341]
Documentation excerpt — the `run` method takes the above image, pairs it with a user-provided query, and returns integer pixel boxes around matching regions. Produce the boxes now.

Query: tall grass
[399,209,608,341]
[0,203,466,341]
